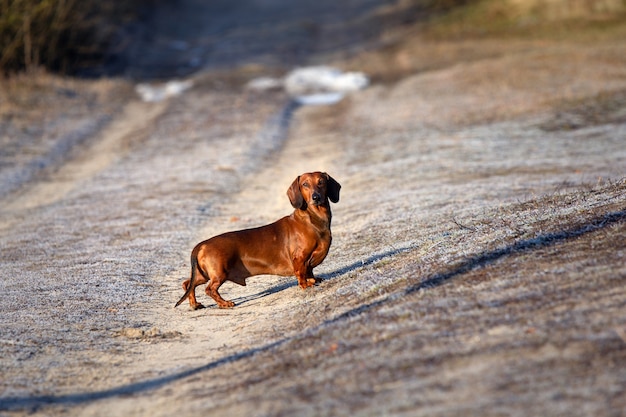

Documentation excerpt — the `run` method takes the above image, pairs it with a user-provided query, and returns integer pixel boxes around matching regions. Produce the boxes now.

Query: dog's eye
[302,182,310,188]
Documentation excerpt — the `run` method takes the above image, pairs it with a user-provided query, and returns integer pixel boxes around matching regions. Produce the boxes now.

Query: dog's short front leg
[293,260,316,289]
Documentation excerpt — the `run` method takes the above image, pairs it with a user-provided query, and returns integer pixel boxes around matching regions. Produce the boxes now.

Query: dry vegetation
[1,1,625,416]
[0,0,160,74]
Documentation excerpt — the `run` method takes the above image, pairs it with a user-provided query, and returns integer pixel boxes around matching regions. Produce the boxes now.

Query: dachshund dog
[175,172,341,310]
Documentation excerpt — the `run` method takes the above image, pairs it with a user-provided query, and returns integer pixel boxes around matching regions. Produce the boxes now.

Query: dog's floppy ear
[324,173,341,203]
[287,176,305,209]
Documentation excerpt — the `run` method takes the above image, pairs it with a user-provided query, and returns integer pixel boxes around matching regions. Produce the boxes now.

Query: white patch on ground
[247,66,369,105]
[135,79,194,102]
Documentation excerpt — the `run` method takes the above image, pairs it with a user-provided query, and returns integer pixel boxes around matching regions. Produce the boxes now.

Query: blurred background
[2,0,624,79]
[1,2,626,415]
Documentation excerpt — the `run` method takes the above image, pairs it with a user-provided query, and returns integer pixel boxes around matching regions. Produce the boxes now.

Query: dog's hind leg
[206,272,235,308]
[175,253,208,310]
[187,282,205,310]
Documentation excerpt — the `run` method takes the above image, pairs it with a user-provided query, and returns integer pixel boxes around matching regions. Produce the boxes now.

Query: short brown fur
[175,172,341,310]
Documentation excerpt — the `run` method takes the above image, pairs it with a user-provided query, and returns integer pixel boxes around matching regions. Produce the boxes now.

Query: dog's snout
[312,192,321,202]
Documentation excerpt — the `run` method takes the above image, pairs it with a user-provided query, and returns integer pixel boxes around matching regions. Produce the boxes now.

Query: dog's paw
[191,303,205,310]
[299,278,316,289]
[218,301,236,309]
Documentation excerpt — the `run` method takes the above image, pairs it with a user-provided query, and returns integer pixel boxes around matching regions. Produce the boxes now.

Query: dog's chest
[309,231,331,267]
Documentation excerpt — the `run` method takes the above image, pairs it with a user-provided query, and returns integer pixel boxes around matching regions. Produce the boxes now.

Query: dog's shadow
[229,243,417,307]
[229,279,296,306]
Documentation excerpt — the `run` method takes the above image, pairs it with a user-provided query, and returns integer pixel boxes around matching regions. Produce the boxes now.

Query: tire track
[1,100,167,215]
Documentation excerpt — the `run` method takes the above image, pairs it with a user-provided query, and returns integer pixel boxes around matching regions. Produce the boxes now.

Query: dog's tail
[174,251,199,308]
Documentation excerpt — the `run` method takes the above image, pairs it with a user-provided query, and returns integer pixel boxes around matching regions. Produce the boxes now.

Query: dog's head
[287,172,341,210]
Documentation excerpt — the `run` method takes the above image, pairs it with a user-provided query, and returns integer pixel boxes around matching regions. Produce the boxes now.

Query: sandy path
[0,83,292,410]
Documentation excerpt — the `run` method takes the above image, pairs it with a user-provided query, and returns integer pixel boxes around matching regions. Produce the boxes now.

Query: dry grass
[420,0,626,39]
[342,0,626,84]
[0,1,159,74]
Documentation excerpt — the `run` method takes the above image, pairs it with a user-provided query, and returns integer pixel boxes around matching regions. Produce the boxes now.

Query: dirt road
[1,3,626,416]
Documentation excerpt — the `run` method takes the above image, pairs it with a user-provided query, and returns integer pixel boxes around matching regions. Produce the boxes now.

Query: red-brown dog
[175,172,341,310]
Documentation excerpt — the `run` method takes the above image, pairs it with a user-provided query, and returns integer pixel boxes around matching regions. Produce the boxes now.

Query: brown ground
[1,4,625,417]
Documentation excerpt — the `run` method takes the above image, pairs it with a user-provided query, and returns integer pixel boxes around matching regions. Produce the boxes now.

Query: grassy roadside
[344,0,626,84]
[421,0,626,39]
[0,0,160,75]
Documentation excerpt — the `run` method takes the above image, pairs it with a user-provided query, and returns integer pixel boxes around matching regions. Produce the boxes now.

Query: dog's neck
[294,202,332,231]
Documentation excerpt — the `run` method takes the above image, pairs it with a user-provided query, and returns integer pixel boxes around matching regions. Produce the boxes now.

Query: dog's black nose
[312,192,321,202]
